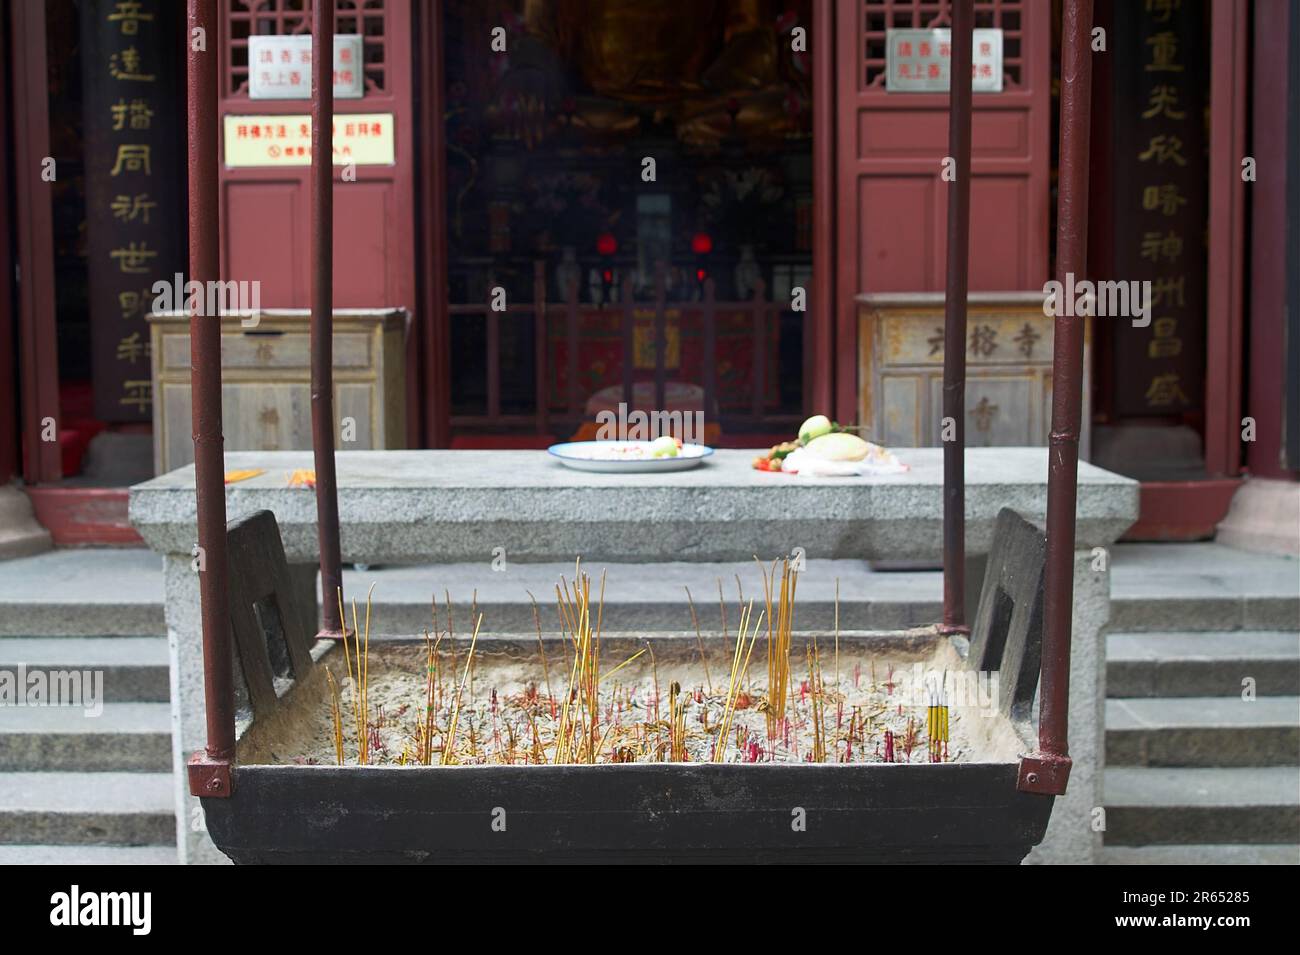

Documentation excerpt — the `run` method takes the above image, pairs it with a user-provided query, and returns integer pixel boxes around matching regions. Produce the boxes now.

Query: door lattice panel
[225,0,390,98]
[862,0,1024,89]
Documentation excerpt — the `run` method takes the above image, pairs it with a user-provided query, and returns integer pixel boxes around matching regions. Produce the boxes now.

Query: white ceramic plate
[547,441,713,473]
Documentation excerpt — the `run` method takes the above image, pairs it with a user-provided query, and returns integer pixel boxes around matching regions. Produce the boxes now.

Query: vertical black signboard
[81,0,184,422]
[1108,0,1208,418]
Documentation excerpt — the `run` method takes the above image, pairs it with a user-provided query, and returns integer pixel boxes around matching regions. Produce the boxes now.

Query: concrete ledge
[134,448,1137,864]
[129,448,1139,563]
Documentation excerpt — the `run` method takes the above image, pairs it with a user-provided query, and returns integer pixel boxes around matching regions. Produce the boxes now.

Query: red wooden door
[833,0,1051,420]
[216,0,414,311]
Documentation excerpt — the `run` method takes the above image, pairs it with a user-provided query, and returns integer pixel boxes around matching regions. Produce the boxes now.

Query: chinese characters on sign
[223,114,396,167]
[1109,0,1206,416]
[885,29,1004,93]
[247,35,365,100]
[80,0,184,421]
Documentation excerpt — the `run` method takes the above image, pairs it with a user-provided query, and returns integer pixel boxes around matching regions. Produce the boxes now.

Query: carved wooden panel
[859,294,1092,455]
[149,309,406,473]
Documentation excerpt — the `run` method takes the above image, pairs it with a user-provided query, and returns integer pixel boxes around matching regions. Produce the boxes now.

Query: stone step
[1107,631,1300,698]
[1102,844,1300,865]
[1,541,1292,638]
[0,844,177,864]
[1106,696,1300,767]
[335,559,944,634]
[1104,766,1300,846]
[0,772,175,846]
[0,549,164,637]
[0,702,172,771]
[1109,543,1300,633]
[0,636,170,702]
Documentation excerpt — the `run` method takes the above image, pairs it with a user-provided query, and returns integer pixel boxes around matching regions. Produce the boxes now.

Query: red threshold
[26,486,143,547]
[1122,479,1242,541]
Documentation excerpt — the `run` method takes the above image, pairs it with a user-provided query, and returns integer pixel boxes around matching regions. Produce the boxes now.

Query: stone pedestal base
[165,553,318,864]
[0,484,52,560]
[1026,549,1108,865]
[1217,478,1300,557]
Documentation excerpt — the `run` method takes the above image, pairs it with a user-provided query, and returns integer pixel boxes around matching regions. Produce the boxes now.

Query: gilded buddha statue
[490,0,809,149]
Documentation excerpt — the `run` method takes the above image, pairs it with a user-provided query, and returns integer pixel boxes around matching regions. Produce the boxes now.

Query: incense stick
[683,585,713,694]
[441,612,483,765]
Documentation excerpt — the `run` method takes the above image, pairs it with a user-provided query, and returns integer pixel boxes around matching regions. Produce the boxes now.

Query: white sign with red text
[248,34,365,100]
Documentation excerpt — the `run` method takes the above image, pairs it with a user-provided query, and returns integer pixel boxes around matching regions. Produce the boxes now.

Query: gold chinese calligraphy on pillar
[81,0,184,422]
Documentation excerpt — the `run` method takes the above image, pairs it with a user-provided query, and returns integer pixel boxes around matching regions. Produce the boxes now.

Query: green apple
[798,414,833,445]
[650,435,679,458]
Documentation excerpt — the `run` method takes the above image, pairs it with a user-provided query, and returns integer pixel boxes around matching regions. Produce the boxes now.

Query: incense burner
[198,510,1054,864]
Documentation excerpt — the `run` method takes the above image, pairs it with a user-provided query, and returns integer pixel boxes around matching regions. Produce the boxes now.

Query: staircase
[1,540,1297,864]
[0,550,175,864]
[1102,543,1300,864]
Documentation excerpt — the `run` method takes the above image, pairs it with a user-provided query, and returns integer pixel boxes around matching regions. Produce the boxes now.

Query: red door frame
[0,5,17,484]
[416,4,837,444]
[1247,0,1298,479]
[831,1,1052,424]
[3,3,146,546]
[215,0,418,446]
[1127,0,1249,541]
[9,0,61,485]
[1103,0,1250,540]
[1203,0,1248,480]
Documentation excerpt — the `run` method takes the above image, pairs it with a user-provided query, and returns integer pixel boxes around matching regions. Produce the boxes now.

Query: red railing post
[533,260,549,435]
[621,275,635,412]
[653,262,667,416]
[311,0,346,639]
[185,0,233,798]
[702,278,717,428]
[486,287,501,422]
[940,0,974,636]
[750,278,767,422]
[566,277,580,425]
[1018,0,1095,797]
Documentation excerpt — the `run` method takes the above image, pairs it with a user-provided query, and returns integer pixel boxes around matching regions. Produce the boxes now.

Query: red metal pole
[810,0,836,417]
[1019,0,1095,797]
[185,0,233,797]
[312,0,346,638]
[417,4,451,448]
[940,0,974,635]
